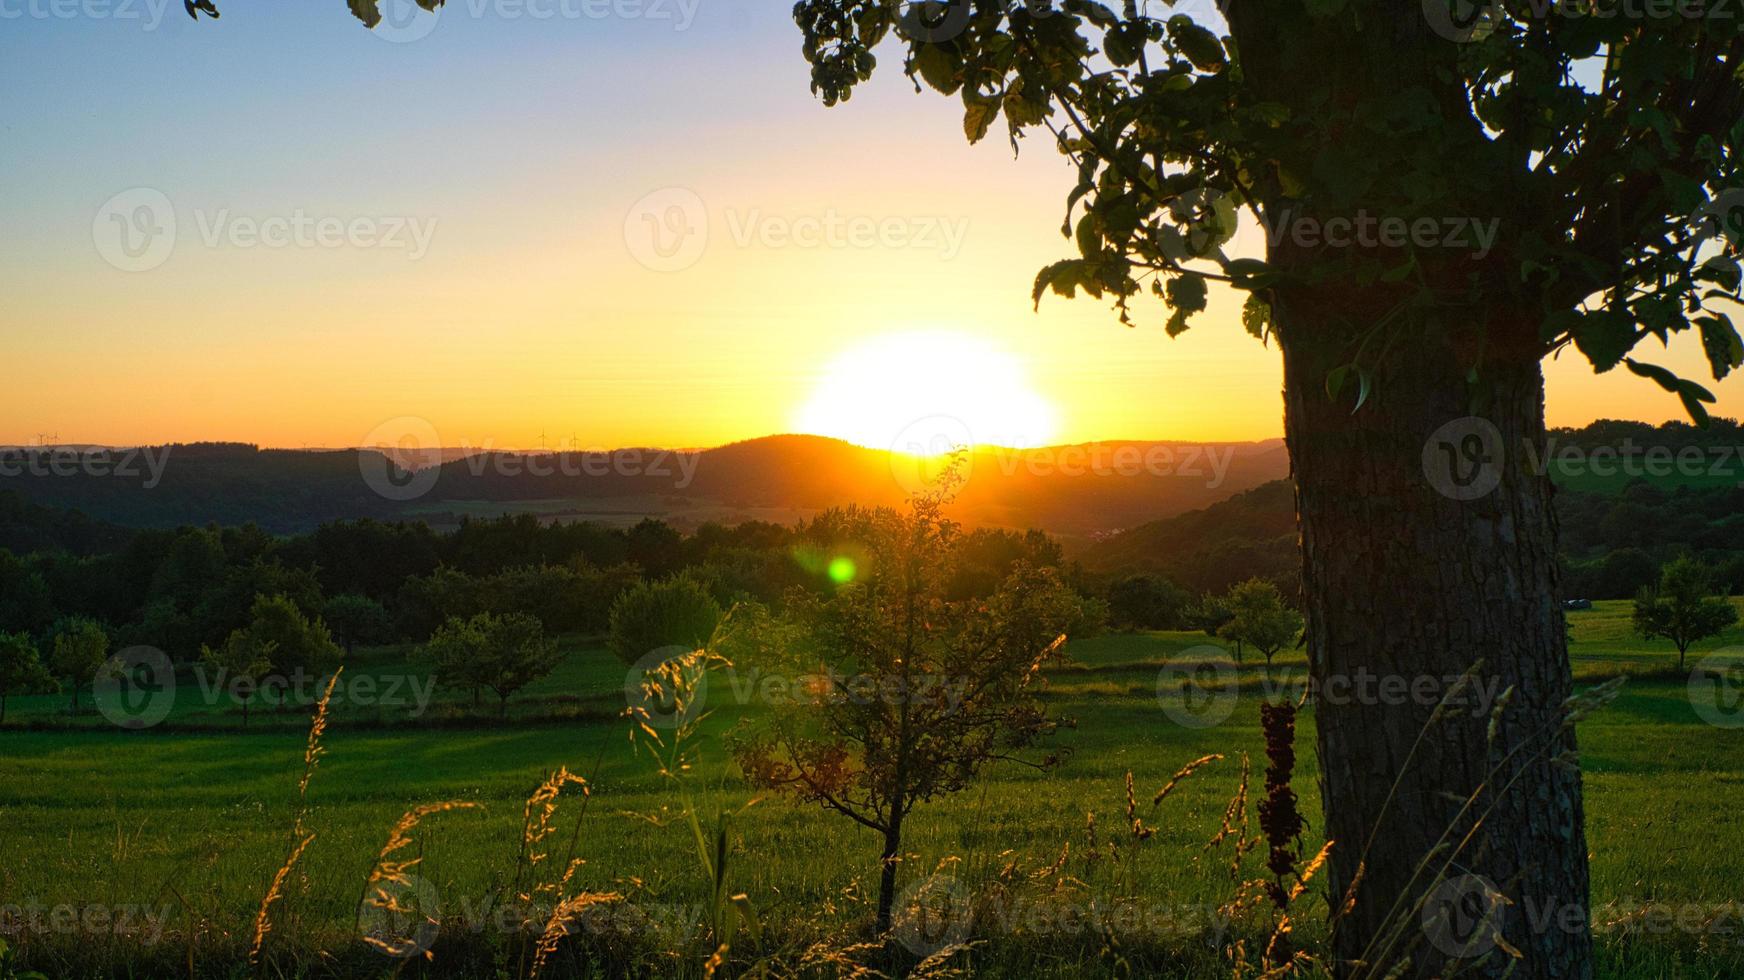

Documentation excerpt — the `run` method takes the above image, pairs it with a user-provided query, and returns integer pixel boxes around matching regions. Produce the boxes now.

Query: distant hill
[0,490,134,557]
[0,435,1290,537]
[1077,480,1300,594]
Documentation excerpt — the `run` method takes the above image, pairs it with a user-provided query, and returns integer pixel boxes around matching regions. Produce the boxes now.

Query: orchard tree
[1634,557,1739,670]
[1217,578,1303,669]
[321,594,393,655]
[607,574,723,666]
[0,632,55,725]
[245,593,344,710]
[201,629,274,727]
[727,488,1080,935]
[420,612,562,717]
[48,618,109,717]
[1106,573,1191,630]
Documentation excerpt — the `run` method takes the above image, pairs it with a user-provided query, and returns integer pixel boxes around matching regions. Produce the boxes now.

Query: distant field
[3,602,1744,977]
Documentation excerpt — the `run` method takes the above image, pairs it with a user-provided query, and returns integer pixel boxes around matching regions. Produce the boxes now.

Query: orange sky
[1,6,1733,451]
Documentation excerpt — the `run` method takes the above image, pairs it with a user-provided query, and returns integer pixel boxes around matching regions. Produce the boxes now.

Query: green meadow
[4,601,1744,977]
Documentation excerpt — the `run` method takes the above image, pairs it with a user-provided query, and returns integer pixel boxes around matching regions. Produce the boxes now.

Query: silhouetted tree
[1635,558,1740,670]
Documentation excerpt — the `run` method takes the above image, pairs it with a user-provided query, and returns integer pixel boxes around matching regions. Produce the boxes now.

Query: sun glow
[793,331,1060,454]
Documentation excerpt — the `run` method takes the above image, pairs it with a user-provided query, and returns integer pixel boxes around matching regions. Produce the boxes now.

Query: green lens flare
[827,556,857,584]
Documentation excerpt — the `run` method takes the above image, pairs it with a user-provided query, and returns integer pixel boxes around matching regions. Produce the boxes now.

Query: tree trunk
[875,812,904,936]
[1276,311,1590,978]
[1,692,7,725]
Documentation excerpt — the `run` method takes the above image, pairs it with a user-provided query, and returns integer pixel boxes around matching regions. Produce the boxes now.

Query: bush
[607,574,722,665]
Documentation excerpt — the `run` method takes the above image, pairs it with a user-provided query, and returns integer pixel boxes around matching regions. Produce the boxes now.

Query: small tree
[1217,579,1305,670]
[422,615,489,709]
[201,630,274,727]
[607,574,722,666]
[49,618,108,717]
[321,594,393,654]
[421,612,561,718]
[728,490,1080,935]
[246,594,343,710]
[0,632,55,725]
[1635,558,1740,671]
[1106,574,1191,631]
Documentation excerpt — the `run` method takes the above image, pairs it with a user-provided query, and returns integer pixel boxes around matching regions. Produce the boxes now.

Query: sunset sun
[793,331,1060,454]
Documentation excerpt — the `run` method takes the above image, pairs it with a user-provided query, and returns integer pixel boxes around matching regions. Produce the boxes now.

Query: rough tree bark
[1275,301,1589,978]
[1220,5,1595,975]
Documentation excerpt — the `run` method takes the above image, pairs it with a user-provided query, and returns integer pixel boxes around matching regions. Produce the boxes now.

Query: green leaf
[1571,309,1637,372]
[1625,358,1717,426]
[1163,274,1208,337]
[1698,313,1744,380]
[914,44,960,95]
[1242,293,1272,341]
[1697,256,1742,294]
[1166,17,1227,73]
[963,98,999,144]
[1032,260,1085,308]
[1325,365,1349,401]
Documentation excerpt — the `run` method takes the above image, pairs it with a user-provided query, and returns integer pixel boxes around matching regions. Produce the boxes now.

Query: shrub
[607,574,722,666]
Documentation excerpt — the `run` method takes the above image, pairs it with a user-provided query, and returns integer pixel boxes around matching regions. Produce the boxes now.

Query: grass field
[3,601,1744,977]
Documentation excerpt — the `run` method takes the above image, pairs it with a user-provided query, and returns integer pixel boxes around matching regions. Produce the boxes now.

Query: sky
[0,0,1735,452]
